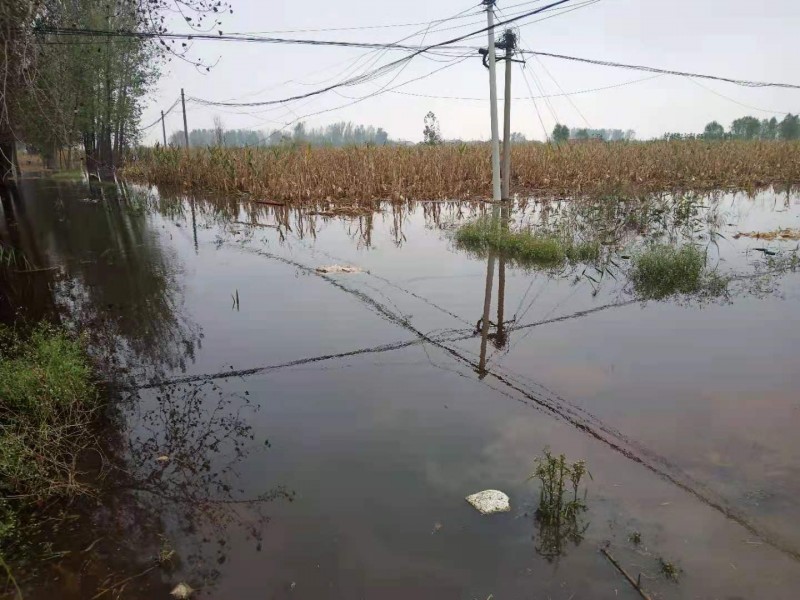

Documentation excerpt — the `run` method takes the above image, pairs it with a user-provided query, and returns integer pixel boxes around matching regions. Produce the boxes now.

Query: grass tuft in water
[455,217,600,268]
[631,244,715,300]
[528,449,592,560]
[658,557,683,581]
[0,323,100,552]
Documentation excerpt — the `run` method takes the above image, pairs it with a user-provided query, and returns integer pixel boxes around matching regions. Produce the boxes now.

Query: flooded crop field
[2,177,800,599]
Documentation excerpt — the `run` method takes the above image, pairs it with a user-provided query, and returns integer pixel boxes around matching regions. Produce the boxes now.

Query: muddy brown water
[1,178,800,599]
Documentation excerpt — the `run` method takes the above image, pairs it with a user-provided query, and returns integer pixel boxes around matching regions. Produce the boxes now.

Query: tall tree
[760,117,778,140]
[730,116,761,140]
[213,115,225,146]
[778,114,800,140]
[423,111,441,145]
[703,121,725,140]
[552,124,569,144]
[1,0,232,183]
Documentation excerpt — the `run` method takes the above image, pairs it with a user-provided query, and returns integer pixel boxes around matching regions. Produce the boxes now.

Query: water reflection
[476,205,508,377]
[6,179,800,598]
[534,507,588,562]
[0,179,201,380]
[117,379,292,591]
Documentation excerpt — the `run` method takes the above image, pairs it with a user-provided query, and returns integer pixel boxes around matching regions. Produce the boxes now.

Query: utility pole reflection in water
[477,203,512,378]
[191,196,198,253]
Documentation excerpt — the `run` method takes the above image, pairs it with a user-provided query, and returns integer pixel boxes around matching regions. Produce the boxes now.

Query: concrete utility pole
[501,29,516,201]
[181,88,189,149]
[484,0,502,202]
[161,110,167,146]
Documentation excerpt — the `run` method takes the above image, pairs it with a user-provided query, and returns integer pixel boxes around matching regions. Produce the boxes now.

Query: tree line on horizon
[665,114,800,141]
[166,119,391,148]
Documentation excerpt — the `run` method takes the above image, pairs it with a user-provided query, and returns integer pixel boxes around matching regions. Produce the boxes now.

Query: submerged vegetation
[0,324,100,555]
[529,450,591,560]
[658,557,683,581]
[630,244,727,300]
[124,140,800,203]
[455,216,599,267]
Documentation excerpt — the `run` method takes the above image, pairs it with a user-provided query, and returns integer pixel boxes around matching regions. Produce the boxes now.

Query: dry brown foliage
[734,228,800,241]
[124,140,800,204]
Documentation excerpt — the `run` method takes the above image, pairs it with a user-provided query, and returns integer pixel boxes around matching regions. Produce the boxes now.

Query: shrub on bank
[0,324,100,550]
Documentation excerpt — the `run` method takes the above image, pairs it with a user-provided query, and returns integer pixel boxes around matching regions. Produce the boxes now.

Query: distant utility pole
[500,29,517,201]
[161,110,167,146]
[181,88,189,149]
[484,0,502,202]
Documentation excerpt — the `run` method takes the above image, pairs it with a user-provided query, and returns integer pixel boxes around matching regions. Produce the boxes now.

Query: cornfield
[124,140,800,204]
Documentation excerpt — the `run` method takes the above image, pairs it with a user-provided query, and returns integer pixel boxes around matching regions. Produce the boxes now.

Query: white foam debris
[315,264,362,274]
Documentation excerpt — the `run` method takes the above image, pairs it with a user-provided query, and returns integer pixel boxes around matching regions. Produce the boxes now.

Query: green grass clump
[48,170,85,181]
[658,557,683,581]
[630,244,707,300]
[0,324,100,549]
[528,449,591,560]
[455,217,599,267]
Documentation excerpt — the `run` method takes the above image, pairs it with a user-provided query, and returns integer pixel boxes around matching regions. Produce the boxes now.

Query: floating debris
[431,522,443,534]
[170,582,195,599]
[465,490,511,515]
[315,264,362,274]
[753,247,778,256]
[734,228,800,241]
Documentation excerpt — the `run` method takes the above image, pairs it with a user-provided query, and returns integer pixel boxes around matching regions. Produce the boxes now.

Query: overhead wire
[527,63,560,125]
[183,0,574,108]
[496,0,597,128]
[532,55,591,126]
[228,4,482,124]
[388,72,662,101]
[277,53,474,132]
[139,97,180,130]
[687,78,793,115]
[519,62,549,140]
[522,50,800,89]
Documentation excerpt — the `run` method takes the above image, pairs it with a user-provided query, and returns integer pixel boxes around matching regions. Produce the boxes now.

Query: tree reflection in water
[119,378,293,589]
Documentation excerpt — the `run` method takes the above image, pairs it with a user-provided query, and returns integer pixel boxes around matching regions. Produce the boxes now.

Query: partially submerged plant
[630,244,728,300]
[158,535,176,567]
[528,449,592,560]
[123,141,800,203]
[658,557,682,581]
[455,217,600,268]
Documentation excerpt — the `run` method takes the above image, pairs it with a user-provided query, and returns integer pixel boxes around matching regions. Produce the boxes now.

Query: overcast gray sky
[141,0,800,144]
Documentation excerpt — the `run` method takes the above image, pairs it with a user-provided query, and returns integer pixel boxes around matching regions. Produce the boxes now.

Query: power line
[237,9,486,35]
[687,78,793,115]
[519,63,550,140]
[184,0,575,108]
[532,54,592,127]
[139,97,180,131]
[388,73,662,100]
[525,60,561,125]
[275,53,474,132]
[524,50,800,90]
[33,26,471,53]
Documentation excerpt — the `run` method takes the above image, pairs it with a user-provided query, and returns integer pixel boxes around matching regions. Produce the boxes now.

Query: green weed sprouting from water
[630,243,729,300]
[0,244,33,271]
[658,557,683,581]
[528,449,592,560]
[455,217,600,268]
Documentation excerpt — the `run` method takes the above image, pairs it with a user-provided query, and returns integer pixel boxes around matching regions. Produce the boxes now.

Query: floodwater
[2,178,800,599]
